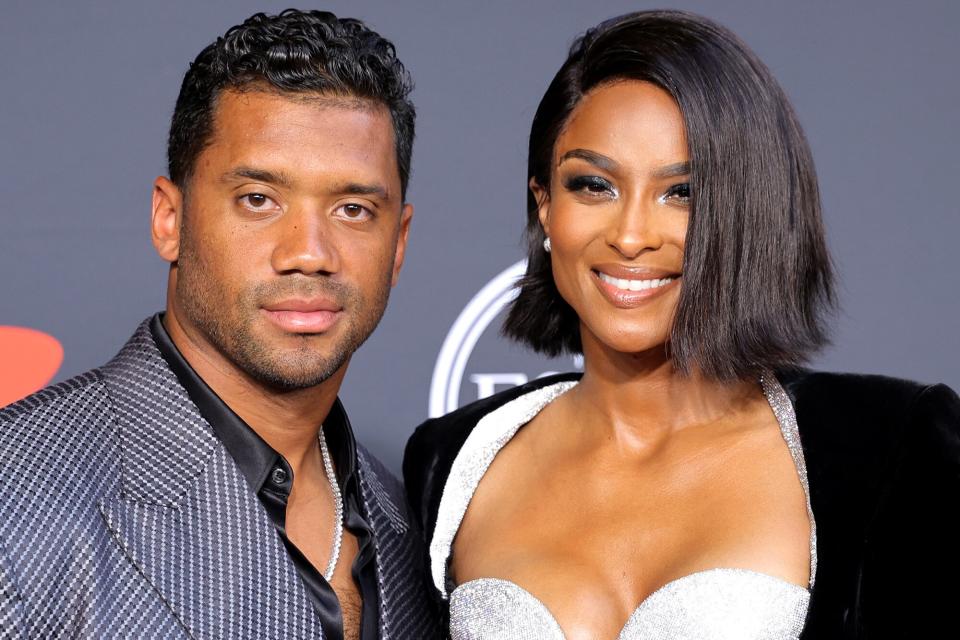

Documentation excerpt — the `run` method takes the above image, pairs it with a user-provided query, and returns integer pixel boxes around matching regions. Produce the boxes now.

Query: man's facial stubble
[174,209,394,391]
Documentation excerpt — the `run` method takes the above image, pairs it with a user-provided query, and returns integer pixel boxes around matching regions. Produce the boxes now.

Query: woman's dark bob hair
[503,10,835,381]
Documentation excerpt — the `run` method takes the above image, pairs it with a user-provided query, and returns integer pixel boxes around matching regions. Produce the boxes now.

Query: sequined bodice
[451,569,808,639]
[431,375,816,640]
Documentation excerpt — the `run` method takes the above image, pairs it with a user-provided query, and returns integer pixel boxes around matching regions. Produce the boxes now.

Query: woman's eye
[336,203,373,221]
[564,175,616,197]
[661,183,691,204]
[239,193,278,211]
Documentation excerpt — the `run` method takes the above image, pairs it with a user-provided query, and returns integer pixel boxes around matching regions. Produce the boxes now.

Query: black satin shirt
[151,314,379,640]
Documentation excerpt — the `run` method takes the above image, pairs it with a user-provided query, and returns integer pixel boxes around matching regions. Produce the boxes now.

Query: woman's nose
[606,197,663,259]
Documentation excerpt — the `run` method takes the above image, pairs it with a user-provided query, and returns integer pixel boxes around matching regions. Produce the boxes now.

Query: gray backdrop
[1,0,957,474]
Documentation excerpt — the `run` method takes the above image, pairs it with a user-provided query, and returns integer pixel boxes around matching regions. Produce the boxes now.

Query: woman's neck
[567,335,758,453]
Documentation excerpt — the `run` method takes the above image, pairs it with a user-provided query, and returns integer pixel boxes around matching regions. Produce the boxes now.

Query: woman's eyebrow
[558,148,619,172]
[651,161,691,179]
[558,151,689,180]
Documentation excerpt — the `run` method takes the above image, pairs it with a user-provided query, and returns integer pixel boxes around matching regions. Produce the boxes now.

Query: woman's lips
[591,268,680,308]
[261,299,343,333]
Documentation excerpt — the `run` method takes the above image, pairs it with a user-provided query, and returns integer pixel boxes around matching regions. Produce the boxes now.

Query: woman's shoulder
[778,368,958,461]
[778,368,948,402]
[778,368,958,525]
[402,372,581,535]
[404,372,582,469]
[777,368,958,436]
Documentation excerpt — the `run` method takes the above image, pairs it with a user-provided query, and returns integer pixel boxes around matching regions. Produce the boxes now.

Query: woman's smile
[591,267,681,308]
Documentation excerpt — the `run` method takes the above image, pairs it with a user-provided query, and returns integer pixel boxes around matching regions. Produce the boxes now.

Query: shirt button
[270,467,288,486]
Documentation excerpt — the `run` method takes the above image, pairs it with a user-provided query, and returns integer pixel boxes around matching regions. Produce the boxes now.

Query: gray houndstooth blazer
[0,320,441,639]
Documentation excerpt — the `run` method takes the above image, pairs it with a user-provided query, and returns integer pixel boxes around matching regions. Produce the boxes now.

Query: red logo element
[0,326,64,408]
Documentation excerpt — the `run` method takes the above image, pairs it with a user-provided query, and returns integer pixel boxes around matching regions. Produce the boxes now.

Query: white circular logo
[429,260,581,417]
[428,260,527,417]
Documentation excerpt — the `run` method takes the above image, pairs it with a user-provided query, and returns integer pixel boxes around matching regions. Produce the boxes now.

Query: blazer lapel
[97,321,323,639]
[356,448,440,640]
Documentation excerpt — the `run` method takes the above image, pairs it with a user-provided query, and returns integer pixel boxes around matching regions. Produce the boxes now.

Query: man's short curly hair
[167,9,415,197]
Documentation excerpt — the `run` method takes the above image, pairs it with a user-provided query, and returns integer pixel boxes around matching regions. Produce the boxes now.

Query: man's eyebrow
[336,182,390,200]
[220,169,391,200]
[220,167,294,187]
[651,161,691,179]
[558,148,619,172]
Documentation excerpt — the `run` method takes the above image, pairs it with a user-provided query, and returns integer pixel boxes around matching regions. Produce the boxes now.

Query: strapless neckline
[451,569,810,639]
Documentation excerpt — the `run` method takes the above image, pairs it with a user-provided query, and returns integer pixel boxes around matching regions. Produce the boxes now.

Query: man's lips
[261,298,343,333]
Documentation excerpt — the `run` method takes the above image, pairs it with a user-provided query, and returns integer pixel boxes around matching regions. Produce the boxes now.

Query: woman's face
[536,80,689,356]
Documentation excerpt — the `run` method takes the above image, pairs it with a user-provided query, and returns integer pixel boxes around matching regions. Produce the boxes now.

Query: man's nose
[270,207,340,275]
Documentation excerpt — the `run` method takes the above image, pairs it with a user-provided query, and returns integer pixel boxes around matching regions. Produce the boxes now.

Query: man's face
[160,89,411,390]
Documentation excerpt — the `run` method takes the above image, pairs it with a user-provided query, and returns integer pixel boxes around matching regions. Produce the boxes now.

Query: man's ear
[530,178,550,236]
[391,203,413,287]
[152,176,183,262]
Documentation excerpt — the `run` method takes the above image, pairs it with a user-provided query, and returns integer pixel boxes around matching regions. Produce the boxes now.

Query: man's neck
[162,310,345,471]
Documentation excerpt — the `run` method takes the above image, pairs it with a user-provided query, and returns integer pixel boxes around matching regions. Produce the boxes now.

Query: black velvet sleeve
[858,383,960,638]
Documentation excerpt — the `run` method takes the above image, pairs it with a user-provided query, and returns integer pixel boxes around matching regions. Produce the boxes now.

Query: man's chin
[225,329,351,391]
[239,356,346,391]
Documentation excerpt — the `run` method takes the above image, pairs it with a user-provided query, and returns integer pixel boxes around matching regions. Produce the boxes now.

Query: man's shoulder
[0,368,114,451]
[0,369,121,524]
[1,369,102,421]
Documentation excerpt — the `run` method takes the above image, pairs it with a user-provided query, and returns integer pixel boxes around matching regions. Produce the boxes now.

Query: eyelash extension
[662,183,691,200]
[563,175,615,195]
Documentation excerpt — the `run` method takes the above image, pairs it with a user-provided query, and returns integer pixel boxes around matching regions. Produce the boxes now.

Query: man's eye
[337,203,373,221]
[239,193,277,211]
[563,175,616,196]
[661,183,691,203]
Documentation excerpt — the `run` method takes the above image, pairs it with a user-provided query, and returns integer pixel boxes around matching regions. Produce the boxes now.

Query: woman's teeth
[597,272,676,292]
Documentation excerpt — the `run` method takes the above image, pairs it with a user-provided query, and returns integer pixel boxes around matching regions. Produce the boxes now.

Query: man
[0,10,439,640]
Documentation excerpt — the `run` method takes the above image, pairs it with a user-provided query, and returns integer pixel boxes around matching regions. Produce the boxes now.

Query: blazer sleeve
[858,383,960,636]
[403,417,451,543]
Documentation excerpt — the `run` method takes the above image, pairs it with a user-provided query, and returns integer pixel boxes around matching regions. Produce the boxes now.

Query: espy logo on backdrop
[429,260,582,417]
[0,326,63,408]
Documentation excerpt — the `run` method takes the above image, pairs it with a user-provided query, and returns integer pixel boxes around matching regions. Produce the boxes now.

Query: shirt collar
[149,313,358,494]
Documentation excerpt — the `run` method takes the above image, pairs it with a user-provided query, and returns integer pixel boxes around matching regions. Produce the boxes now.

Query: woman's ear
[530,178,550,236]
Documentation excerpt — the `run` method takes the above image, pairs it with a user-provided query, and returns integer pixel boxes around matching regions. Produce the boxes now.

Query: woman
[405,10,959,639]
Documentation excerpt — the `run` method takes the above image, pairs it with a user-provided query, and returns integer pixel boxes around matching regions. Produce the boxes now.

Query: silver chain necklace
[318,428,343,582]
